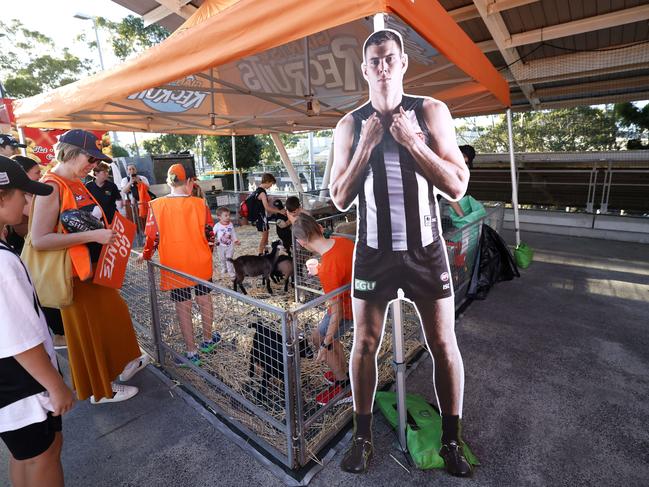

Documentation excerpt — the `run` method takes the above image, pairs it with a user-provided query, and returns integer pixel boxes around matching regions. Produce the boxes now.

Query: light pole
[74,13,123,150]
[74,13,105,70]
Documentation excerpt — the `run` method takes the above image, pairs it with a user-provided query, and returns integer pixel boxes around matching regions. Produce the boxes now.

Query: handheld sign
[93,213,136,289]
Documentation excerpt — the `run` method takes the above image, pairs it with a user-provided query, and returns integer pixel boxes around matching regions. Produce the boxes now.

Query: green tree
[615,102,649,150]
[142,134,197,155]
[94,16,170,61]
[0,20,91,98]
[111,144,130,157]
[204,136,262,170]
[258,134,299,164]
[463,106,619,153]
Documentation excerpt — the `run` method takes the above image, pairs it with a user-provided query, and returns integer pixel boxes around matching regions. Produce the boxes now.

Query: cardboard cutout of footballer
[330,29,473,477]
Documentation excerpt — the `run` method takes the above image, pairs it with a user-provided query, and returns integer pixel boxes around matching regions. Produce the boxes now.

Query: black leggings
[42,307,64,336]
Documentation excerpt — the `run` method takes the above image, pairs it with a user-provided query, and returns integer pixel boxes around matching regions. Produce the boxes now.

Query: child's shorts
[318,313,354,340]
[0,412,62,460]
[170,280,213,303]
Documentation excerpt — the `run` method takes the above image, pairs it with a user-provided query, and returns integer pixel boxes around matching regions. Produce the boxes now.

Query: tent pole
[270,133,304,193]
[506,108,521,246]
[373,13,385,31]
[231,135,238,192]
[17,127,27,157]
[320,135,334,197]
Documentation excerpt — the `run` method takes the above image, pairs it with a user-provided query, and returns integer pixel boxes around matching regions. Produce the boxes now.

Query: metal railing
[469,167,649,214]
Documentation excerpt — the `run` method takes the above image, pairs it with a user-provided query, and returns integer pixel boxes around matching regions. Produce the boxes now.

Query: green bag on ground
[375,391,479,470]
[514,242,534,269]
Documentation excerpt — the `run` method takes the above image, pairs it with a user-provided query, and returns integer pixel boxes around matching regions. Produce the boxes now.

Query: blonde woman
[30,130,148,404]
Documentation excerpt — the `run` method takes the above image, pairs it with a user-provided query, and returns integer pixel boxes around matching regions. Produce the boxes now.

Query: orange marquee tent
[13,0,510,135]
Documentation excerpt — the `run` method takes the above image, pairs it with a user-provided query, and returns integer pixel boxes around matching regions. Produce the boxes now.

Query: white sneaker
[90,383,139,404]
[118,354,150,382]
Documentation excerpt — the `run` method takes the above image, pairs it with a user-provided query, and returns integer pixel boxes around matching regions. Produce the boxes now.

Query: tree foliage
[142,134,197,155]
[615,102,649,150]
[205,136,262,170]
[0,20,91,98]
[259,134,300,164]
[94,16,170,61]
[111,144,130,157]
[458,106,619,153]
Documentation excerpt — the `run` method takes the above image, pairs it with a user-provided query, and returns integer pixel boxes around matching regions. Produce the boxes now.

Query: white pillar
[270,133,304,193]
[507,109,521,247]
[231,135,238,192]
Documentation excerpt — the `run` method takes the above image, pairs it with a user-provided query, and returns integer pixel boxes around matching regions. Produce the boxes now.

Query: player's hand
[390,106,421,148]
[49,383,75,416]
[359,112,384,151]
[91,228,117,245]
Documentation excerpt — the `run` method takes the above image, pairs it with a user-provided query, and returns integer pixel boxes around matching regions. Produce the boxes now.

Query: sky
[5,0,133,70]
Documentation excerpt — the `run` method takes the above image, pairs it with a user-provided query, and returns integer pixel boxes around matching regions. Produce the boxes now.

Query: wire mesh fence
[142,261,298,466]
[117,202,505,469]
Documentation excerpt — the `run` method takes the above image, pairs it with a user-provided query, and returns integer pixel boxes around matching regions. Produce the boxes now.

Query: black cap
[0,155,53,196]
[0,133,27,148]
[58,129,111,162]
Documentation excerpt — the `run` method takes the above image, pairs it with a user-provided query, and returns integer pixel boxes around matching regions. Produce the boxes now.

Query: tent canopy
[13,0,510,135]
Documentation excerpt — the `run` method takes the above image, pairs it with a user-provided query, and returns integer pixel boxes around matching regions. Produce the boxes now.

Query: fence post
[146,261,164,365]
[282,311,299,468]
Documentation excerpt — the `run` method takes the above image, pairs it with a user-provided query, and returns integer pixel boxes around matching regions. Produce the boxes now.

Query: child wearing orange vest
[141,164,220,366]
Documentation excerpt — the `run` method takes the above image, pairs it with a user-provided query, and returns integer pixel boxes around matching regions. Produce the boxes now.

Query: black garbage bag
[60,208,104,233]
[467,224,519,300]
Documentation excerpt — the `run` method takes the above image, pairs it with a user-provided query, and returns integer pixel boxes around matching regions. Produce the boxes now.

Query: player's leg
[414,296,472,477]
[340,297,389,473]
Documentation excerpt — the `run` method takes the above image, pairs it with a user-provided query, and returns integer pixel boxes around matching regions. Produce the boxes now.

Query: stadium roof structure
[113,0,649,112]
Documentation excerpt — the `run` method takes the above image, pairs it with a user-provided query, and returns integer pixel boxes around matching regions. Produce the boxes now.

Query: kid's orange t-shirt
[318,237,354,320]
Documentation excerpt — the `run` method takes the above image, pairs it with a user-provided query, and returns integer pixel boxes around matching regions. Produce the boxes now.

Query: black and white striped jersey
[351,95,440,251]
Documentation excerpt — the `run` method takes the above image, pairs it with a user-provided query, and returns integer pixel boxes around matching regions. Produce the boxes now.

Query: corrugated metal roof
[112,0,649,112]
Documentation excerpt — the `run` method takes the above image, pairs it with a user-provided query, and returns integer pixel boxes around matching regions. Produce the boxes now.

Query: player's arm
[330,112,382,211]
[390,99,468,201]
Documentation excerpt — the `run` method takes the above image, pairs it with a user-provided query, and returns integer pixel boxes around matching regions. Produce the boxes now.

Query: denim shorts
[317,312,353,339]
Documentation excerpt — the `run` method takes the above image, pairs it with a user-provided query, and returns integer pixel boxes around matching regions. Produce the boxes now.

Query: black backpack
[241,188,263,223]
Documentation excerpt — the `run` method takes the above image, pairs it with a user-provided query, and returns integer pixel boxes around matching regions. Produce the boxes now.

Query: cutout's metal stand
[391,298,408,453]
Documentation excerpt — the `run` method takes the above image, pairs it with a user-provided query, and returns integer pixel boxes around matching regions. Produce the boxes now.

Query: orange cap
[168,163,187,181]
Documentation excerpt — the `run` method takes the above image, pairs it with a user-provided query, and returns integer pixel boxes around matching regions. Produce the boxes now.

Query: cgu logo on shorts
[355,278,376,292]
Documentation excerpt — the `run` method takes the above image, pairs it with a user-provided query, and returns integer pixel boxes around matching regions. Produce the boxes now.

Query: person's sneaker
[316,383,352,406]
[323,370,335,385]
[90,383,139,404]
[439,441,473,477]
[174,352,201,367]
[199,331,222,353]
[52,334,67,350]
[340,435,373,473]
[118,354,150,382]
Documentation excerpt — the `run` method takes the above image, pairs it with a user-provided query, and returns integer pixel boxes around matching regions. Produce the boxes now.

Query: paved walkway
[2,230,648,486]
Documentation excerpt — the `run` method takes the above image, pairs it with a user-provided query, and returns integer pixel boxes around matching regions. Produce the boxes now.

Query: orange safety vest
[149,196,213,291]
[42,172,108,282]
